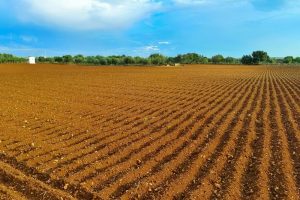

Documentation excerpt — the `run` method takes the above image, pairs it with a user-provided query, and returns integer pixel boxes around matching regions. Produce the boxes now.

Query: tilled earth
[0,64,299,200]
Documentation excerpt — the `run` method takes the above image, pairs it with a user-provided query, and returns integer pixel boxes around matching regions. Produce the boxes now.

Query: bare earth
[0,64,299,200]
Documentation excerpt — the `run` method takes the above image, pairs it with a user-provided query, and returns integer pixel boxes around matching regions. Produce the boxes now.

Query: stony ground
[0,64,299,200]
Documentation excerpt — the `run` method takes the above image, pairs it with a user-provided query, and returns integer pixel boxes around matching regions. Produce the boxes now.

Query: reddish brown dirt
[0,64,299,200]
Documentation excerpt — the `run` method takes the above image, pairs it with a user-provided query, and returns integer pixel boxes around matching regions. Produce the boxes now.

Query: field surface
[0,64,299,200]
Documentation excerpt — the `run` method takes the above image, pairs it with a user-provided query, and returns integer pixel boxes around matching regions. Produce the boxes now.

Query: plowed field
[0,64,299,200]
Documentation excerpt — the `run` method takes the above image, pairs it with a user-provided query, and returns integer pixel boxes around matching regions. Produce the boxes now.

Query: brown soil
[0,64,299,200]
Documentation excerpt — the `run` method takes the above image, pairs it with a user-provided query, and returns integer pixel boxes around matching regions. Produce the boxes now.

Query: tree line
[0,53,27,63]
[1,51,300,65]
[35,53,244,65]
[241,51,300,65]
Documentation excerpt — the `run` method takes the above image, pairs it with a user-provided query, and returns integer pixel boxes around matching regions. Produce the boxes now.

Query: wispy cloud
[158,41,170,45]
[1,0,300,57]
[172,0,246,6]
[144,45,160,51]
[172,0,300,14]
[16,0,161,30]
[0,45,42,55]
[20,35,38,43]
[131,45,160,56]
[173,0,208,5]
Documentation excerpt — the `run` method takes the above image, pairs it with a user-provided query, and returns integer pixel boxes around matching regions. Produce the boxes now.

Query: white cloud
[158,41,170,45]
[173,0,208,5]
[0,45,42,55]
[173,0,245,6]
[20,35,38,43]
[132,45,160,56]
[0,46,10,51]
[18,0,161,30]
[173,0,300,13]
[144,45,160,51]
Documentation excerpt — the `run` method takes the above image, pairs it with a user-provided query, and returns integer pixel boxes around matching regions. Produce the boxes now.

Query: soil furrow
[111,75,257,199]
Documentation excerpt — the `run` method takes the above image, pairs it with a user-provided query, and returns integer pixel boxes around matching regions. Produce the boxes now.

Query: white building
[28,57,36,64]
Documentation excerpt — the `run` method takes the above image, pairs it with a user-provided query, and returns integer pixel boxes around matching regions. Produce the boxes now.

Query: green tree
[241,55,253,65]
[133,56,141,65]
[294,57,300,64]
[85,56,96,64]
[269,58,277,64]
[0,53,26,63]
[252,51,269,64]
[74,55,85,64]
[199,56,209,64]
[149,54,167,65]
[37,56,46,63]
[123,56,135,65]
[211,54,225,64]
[95,56,107,65]
[54,56,63,63]
[110,57,119,65]
[225,57,237,64]
[283,56,293,64]
[37,56,54,63]
[181,53,200,64]
[173,53,208,64]
[173,54,183,63]
[62,55,73,63]
[141,57,149,65]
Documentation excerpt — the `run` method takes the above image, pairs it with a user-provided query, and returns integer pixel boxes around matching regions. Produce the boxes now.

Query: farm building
[28,57,36,64]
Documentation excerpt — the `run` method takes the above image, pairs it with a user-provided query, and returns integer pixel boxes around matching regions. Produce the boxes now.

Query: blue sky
[0,0,300,57]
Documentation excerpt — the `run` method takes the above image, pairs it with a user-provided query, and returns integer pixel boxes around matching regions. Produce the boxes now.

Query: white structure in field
[28,57,36,64]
